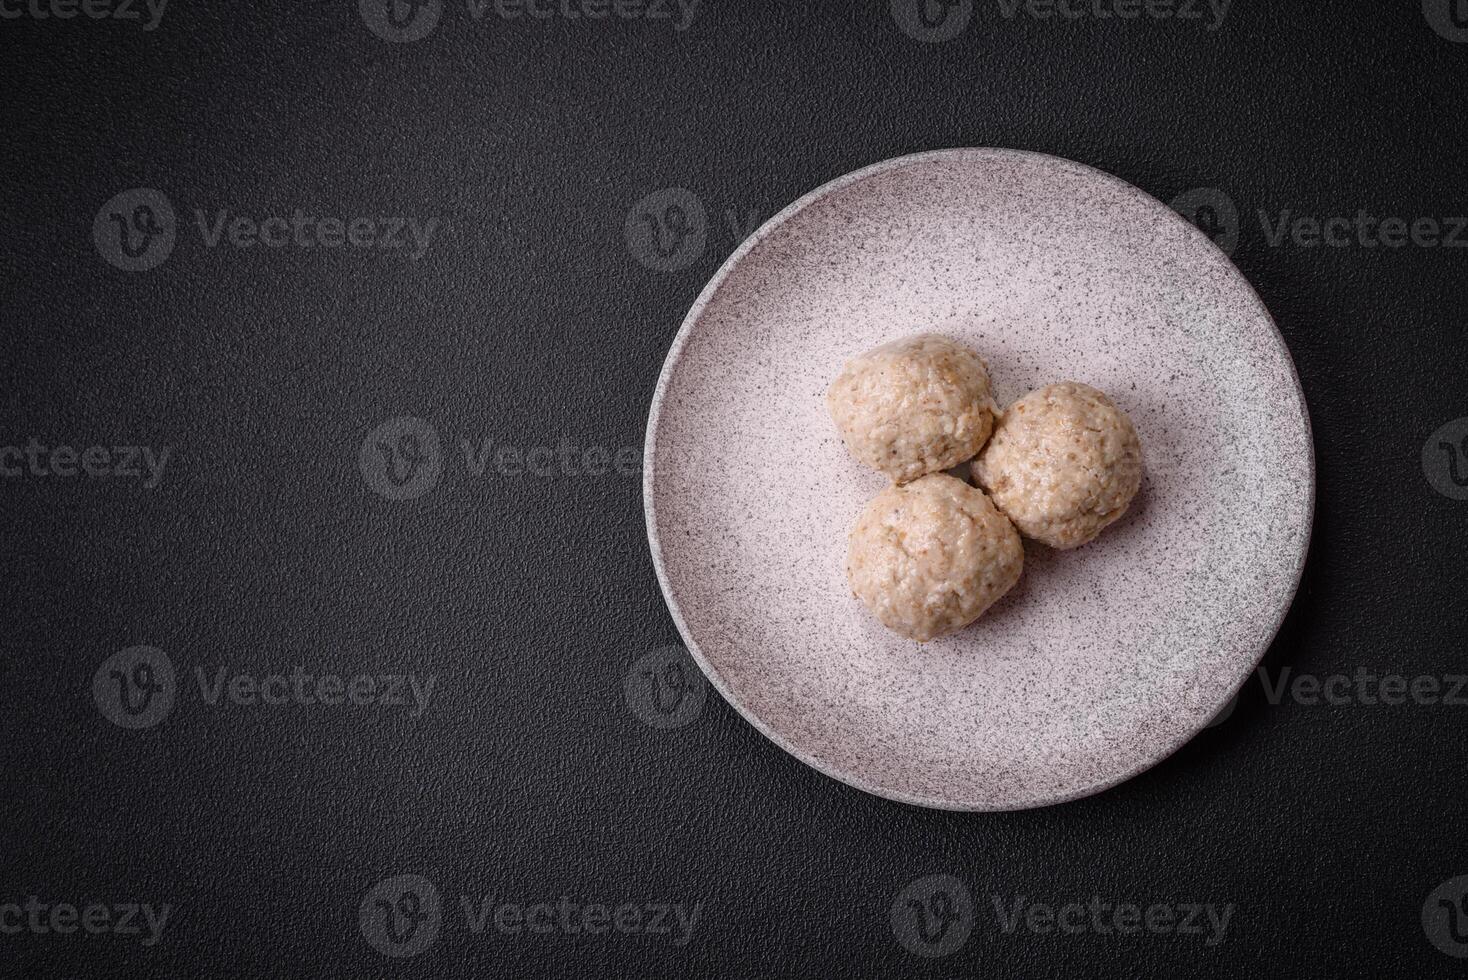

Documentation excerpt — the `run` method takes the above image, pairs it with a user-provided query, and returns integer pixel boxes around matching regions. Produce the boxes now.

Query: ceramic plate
[643,149,1313,811]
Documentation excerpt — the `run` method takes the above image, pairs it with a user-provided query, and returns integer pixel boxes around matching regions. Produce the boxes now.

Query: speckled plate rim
[642,147,1315,811]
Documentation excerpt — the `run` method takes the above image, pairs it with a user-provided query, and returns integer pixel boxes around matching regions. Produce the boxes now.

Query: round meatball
[972,382,1142,550]
[827,334,997,484]
[846,474,1024,642]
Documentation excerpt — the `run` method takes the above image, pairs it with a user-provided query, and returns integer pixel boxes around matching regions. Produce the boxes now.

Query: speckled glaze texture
[644,149,1314,811]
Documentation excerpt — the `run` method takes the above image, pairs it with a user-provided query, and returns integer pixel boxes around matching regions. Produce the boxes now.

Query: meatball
[846,474,1024,642]
[972,382,1142,550]
[826,334,997,484]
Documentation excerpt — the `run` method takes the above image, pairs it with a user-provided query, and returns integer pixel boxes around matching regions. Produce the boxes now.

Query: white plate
[643,149,1314,811]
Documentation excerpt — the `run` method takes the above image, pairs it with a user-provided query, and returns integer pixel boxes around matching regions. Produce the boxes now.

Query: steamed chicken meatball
[826,334,997,484]
[972,382,1142,550]
[846,474,1024,642]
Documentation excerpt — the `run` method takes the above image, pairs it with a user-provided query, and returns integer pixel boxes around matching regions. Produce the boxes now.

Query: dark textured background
[3,1,1467,976]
